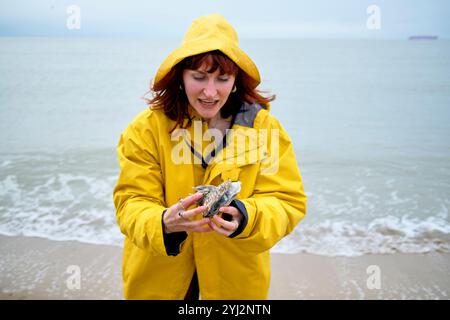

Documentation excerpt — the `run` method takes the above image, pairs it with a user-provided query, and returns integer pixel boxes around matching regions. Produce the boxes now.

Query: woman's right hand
[163,192,212,234]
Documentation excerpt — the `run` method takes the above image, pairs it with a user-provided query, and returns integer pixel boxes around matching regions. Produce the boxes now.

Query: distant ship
[408,35,438,40]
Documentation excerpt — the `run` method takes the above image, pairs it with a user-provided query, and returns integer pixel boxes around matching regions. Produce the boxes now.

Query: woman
[113,13,307,300]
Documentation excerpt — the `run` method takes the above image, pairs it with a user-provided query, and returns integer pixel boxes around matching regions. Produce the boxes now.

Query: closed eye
[191,72,230,82]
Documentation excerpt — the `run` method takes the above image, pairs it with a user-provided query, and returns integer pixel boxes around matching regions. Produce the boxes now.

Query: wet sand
[0,235,449,300]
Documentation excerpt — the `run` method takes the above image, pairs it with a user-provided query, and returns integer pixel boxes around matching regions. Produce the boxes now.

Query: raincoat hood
[153,13,261,89]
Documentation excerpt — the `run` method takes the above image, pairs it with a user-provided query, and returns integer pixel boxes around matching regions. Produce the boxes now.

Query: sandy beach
[0,234,449,300]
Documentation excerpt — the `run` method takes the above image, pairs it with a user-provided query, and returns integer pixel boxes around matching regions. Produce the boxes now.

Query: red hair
[145,50,275,133]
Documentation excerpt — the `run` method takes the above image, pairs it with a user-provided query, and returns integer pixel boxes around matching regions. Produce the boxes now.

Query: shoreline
[0,234,449,299]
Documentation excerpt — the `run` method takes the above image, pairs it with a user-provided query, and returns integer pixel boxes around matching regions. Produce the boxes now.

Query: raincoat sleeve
[232,116,307,254]
[113,117,169,256]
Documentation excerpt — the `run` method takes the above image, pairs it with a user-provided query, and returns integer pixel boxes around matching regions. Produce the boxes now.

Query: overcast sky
[0,0,449,39]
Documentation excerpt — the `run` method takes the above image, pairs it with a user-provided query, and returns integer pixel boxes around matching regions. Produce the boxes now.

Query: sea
[1,37,449,256]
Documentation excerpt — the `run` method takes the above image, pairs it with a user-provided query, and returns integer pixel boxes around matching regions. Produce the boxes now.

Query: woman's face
[182,59,236,120]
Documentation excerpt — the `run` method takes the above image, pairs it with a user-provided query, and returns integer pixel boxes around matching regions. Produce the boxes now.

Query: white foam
[273,215,450,256]
[0,172,125,247]
[1,163,450,256]
[0,160,12,168]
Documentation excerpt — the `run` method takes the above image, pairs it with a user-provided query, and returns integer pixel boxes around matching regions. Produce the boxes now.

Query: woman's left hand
[208,206,242,237]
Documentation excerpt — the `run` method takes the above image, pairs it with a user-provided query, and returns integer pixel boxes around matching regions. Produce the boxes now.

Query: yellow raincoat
[113,13,307,300]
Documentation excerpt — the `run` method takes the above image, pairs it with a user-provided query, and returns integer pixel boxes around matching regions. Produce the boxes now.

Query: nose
[203,79,218,98]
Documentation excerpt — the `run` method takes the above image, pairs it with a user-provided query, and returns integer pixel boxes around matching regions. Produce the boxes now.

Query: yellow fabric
[113,107,307,299]
[153,13,261,89]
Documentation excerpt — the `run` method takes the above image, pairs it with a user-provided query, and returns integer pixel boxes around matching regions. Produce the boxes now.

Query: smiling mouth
[198,99,219,106]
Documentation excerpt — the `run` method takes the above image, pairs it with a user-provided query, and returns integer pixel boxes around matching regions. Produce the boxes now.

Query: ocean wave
[0,171,124,247]
[1,158,449,256]
[1,213,449,257]
[274,215,450,256]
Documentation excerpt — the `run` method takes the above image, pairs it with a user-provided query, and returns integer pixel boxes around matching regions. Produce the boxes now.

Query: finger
[208,220,230,236]
[170,218,209,233]
[179,192,204,210]
[212,215,237,231]
[188,217,211,228]
[184,218,212,232]
[182,205,208,220]
[219,206,239,217]
[177,210,189,221]
[190,224,213,233]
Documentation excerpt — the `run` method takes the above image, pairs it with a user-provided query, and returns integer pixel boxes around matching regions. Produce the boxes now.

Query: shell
[194,180,241,217]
